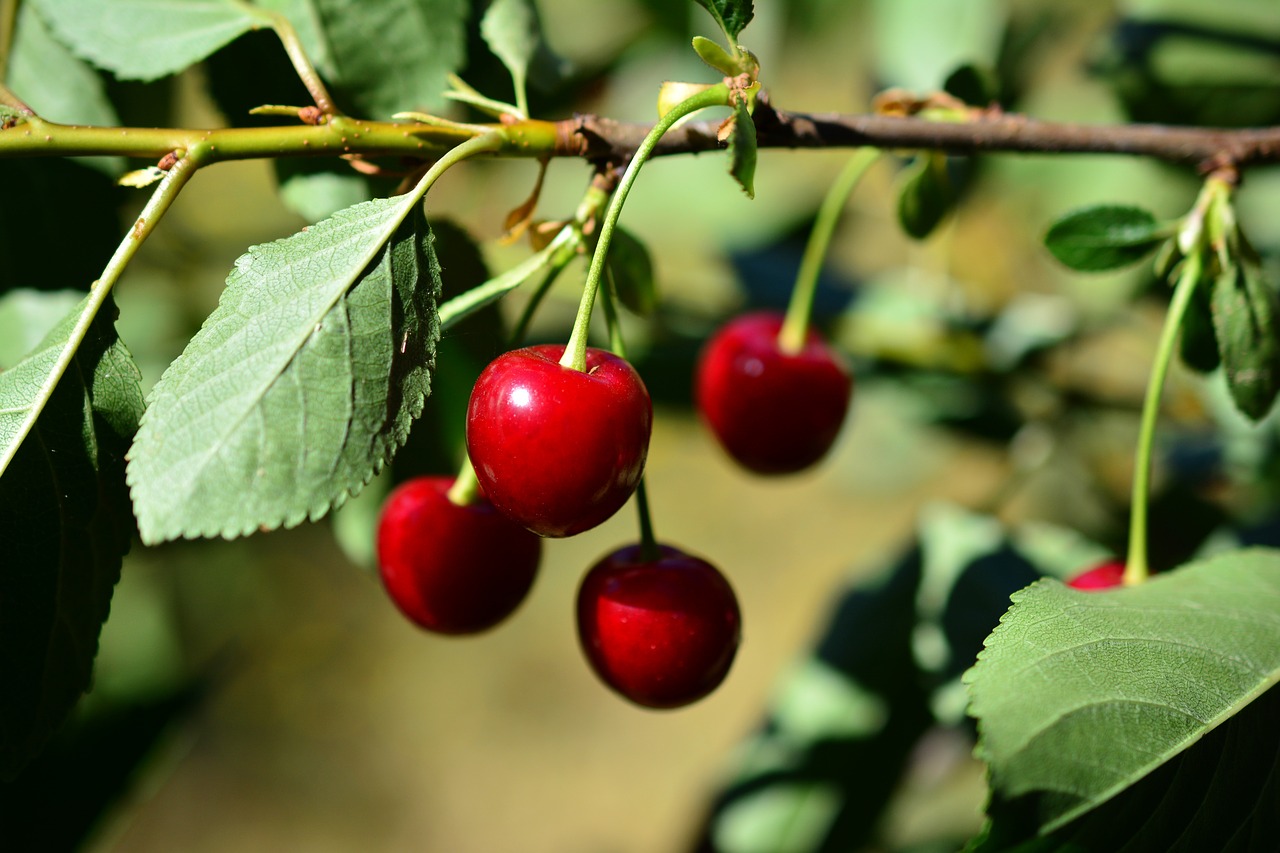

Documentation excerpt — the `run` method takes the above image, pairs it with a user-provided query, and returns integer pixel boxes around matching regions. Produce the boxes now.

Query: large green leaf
[0,292,143,779]
[1211,260,1280,421]
[11,3,121,174]
[968,684,1280,852]
[127,195,442,543]
[312,0,468,118]
[31,0,260,81]
[966,549,1280,838]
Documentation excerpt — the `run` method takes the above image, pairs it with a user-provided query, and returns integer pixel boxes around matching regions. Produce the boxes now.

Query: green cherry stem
[600,280,661,561]
[446,456,482,506]
[778,147,880,354]
[560,83,733,372]
[1124,249,1204,586]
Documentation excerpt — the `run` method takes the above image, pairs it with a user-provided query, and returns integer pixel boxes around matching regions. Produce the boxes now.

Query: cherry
[465,344,652,538]
[1066,559,1126,591]
[376,476,541,634]
[695,311,853,475]
[577,543,741,709]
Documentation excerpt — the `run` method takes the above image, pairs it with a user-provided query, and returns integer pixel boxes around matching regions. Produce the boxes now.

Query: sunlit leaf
[967,549,1280,837]
[480,0,540,114]
[127,196,441,543]
[32,0,258,81]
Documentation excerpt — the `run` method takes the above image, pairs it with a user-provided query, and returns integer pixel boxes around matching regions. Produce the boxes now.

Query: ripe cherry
[1066,559,1126,591]
[466,344,652,538]
[376,476,541,634]
[695,311,853,475]
[577,544,741,709]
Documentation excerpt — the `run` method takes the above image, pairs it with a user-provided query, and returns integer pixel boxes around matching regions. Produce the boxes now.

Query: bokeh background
[8,0,1280,850]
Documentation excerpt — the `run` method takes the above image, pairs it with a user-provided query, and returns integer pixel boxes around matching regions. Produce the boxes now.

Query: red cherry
[376,476,541,634]
[577,544,741,709]
[1066,559,1126,591]
[695,311,853,475]
[465,344,653,538]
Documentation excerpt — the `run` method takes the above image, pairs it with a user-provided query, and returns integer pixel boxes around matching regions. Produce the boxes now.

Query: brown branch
[564,100,1280,172]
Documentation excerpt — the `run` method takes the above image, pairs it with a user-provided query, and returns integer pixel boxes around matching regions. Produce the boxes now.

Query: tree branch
[570,101,1280,171]
[2,99,1280,173]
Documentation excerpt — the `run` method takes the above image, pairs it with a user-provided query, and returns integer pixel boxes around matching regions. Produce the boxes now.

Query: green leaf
[0,292,143,778]
[312,0,468,118]
[727,98,756,199]
[966,548,1280,837]
[691,35,737,75]
[1179,277,1220,373]
[1043,205,1166,272]
[1211,260,1280,421]
[127,195,442,543]
[31,0,259,81]
[691,0,753,42]
[898,153,958,240]
[480,0,540,115]
[606,228,657,317]
[11,3,121,174]
[967,683,1280,852]
[0,290,82,364]
[944,62,999,106]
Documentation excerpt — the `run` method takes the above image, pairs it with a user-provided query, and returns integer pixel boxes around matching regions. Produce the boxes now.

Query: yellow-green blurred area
[23,0,1280,850]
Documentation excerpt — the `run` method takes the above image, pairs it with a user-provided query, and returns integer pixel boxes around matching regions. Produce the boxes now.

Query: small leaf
[1179,277,1220,373]
[690,0,754,41]
[32,0,258,81]
[897,153,958,240]
[691,35,737,75]
[605,228,656,316]
[127,195,442,543]
[726,98,757,199]
[1043,205,1166,272]
[1211,260,1280,420]
[944,62,998,106]
[966,548,1280,837]
[480,0,540,115]
[0,292,143,778]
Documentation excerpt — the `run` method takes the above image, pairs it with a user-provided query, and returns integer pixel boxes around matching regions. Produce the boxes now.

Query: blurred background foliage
[4,0,1280,850]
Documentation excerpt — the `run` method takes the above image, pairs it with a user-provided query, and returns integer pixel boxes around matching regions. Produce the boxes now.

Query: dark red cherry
[465,344,652,538]
[376,476,541,634]
[577,543,741,709]
[695,311,853,475]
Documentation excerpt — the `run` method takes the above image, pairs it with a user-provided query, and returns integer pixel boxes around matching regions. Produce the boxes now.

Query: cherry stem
[446,458,482,506]
[1124,249,1203,586]
[560,83,733,372]
[778,147,880,354]
[599,282,662,561]
[235,1,339,116]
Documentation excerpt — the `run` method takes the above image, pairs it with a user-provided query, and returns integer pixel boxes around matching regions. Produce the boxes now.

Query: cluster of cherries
[375,310,855,708]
